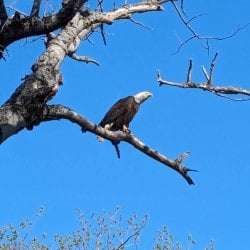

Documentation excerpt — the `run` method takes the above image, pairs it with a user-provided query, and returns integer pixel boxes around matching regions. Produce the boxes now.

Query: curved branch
[40,104,196,185]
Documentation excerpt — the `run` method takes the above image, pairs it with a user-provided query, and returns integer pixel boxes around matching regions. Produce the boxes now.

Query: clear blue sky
[1,0,250,249]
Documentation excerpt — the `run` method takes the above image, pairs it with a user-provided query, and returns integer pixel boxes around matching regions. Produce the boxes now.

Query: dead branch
[0,0,169,59]
[0,0,87,59]
[112,141,121,159]
[68,53,100,66]
[66,0,167,56]
[186,58,192,83]
[30,0,42,17]
[100,23,107,46]
[207,52,218,84]
[39,105,196,185]
[128,16,153,30]
[157,54,250,101]
[96,0,104,12]
[0,0,7,28]
[170,0,249,54]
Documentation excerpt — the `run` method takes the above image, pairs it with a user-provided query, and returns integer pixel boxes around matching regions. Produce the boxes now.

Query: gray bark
[0,0,87,58]
[0,0,195,185]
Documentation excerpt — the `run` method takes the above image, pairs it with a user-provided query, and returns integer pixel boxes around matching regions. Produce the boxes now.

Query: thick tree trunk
[0,0,196,184]
[0,1,166,143]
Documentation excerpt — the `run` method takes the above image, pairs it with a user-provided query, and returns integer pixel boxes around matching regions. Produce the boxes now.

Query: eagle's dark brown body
[99,96,139,132]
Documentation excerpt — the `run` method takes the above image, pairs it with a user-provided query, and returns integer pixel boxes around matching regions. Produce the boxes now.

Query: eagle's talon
[122,125,130,134]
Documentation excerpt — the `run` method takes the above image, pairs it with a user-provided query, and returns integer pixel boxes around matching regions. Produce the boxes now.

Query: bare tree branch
[170,0,249,54]
[0,0,7,28]
[201,65,209,82]
[100,23,107,46]
[186,58,192,83]
[96,0,104,12]
[0,0,87,59]
[0,0,169,59]
[30,0,42,17]
[207,52,218,85]
[157,54,250,101]
[38,105,196,185]
[68,52,100,66]
[128,16,153,30]
[66,0,167,56]
[112,141,121,159]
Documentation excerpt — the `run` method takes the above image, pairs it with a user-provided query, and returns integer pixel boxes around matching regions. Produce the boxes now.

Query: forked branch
[157,53,250,101]
[40,104,196,185]
[171,0,249,54]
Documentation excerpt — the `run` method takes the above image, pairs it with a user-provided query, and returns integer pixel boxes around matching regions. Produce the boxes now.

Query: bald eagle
[97,91,152,142]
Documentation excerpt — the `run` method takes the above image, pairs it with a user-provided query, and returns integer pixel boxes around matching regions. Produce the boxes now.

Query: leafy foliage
[0,207,214,249]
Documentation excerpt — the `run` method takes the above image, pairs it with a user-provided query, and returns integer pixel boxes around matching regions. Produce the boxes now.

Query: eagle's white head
[134,91,153,104]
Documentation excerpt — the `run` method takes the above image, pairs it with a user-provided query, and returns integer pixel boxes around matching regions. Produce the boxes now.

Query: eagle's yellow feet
[122,125,131,133]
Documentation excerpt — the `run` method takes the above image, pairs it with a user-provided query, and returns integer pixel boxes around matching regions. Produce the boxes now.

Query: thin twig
[100,24,107,46]
[187,12,206,24]
[128,16,153,30]
[214,92,250,102]
[208,52,218,85]
[6,5,27,16]
[201,65,209,81]
[112,141,121,158]
[175,151,190,165]
[186,59,192,83]
[96,0,104,12]
[30,0,42,17]
[170,0,250,54]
